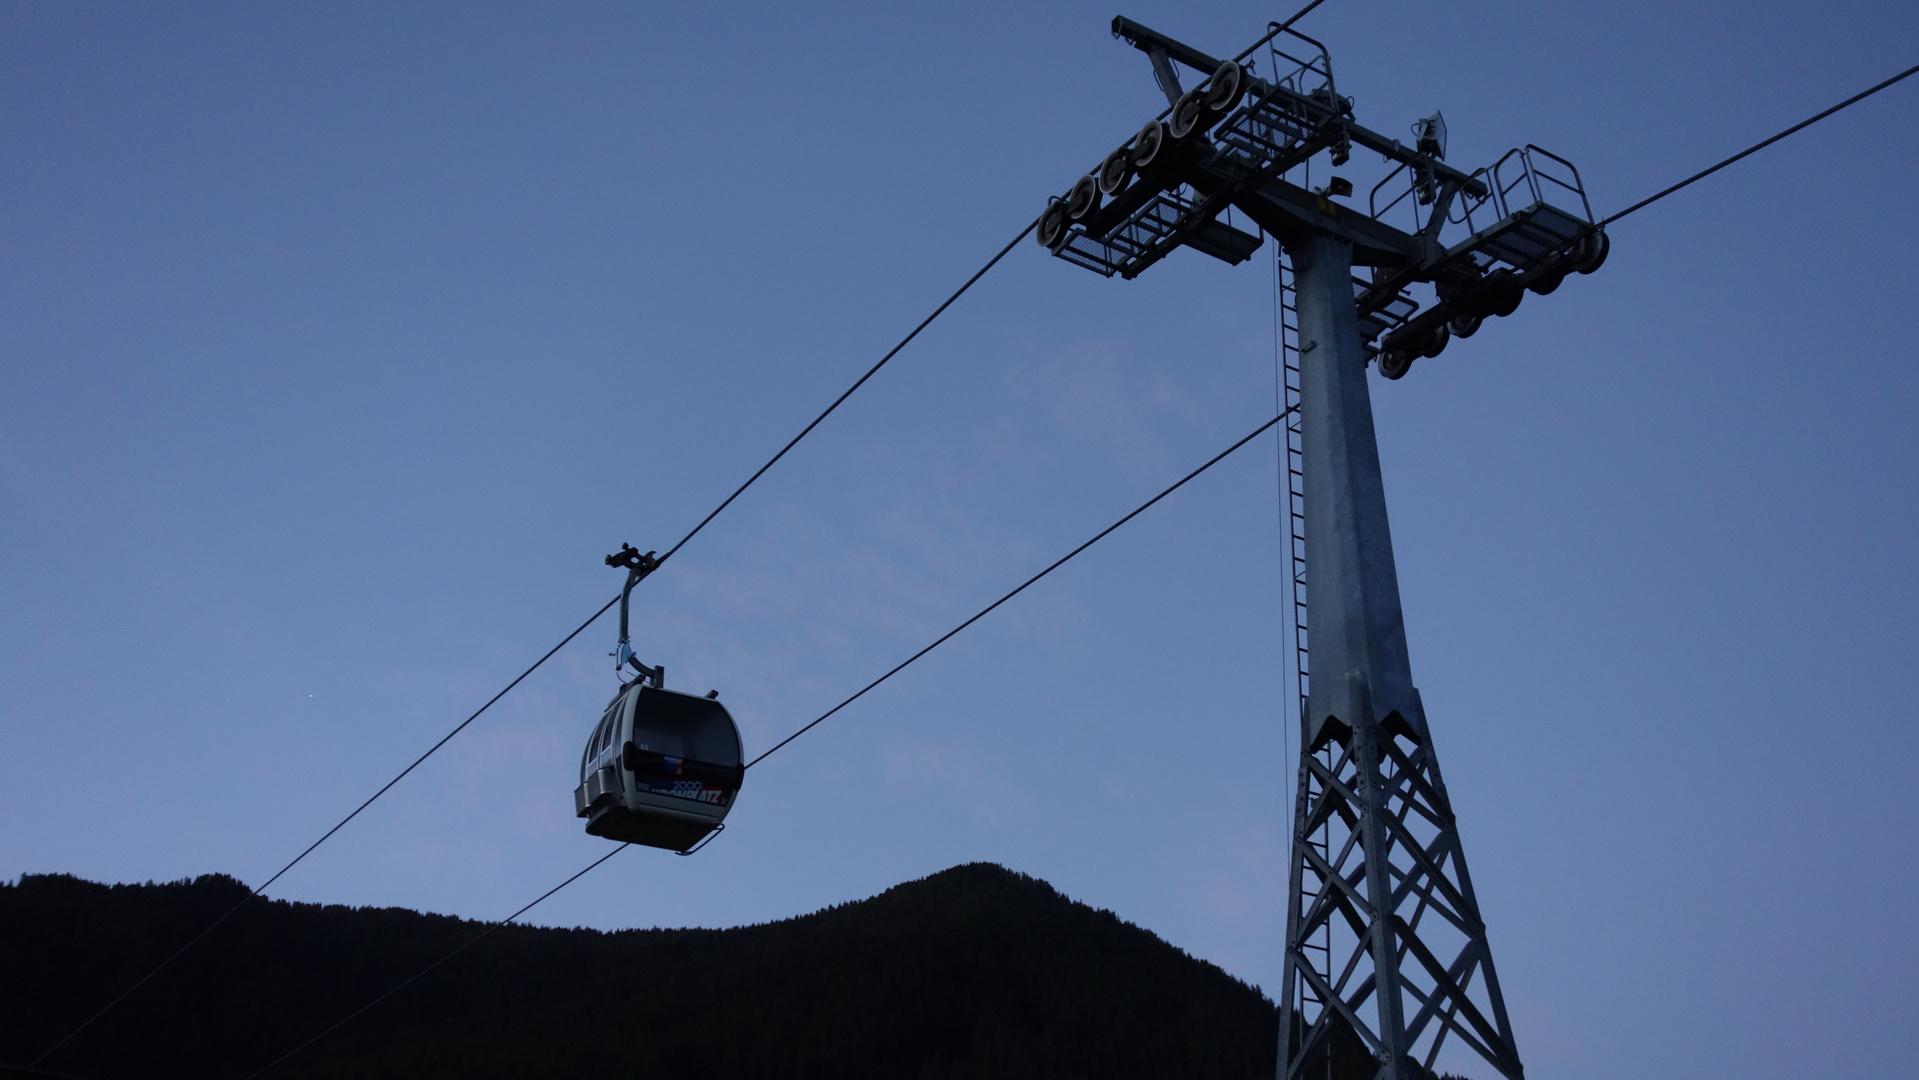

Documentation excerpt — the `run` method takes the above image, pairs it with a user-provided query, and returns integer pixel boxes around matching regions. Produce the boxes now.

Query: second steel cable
[30,214,1041,1069]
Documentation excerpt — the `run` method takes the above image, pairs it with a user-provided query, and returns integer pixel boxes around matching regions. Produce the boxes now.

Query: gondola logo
[650,779,725,805]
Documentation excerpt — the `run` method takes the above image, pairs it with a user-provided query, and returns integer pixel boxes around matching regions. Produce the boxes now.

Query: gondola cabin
[575,681,744,852]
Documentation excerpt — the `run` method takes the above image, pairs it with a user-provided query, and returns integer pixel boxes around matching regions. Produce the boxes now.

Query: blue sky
[3,2,1916,1078]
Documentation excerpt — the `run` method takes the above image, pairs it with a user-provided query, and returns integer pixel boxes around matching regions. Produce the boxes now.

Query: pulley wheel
[1486,272,1523,317]
[1420,324,1451,359]
[1378,349,1414,380]
[1131,120,1166,168]
[1573,230,1610,274]
[1169,87,1206,139]
[1038,203,1069,249]
[1449,313,1482,339]
[1529,270,1565,295]
[1098,147,1133,196]
[1203,60,1245,113]
[1066,174,1101,221]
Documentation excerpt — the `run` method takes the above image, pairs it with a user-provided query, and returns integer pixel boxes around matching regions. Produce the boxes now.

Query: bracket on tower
[1044,17,1606,380]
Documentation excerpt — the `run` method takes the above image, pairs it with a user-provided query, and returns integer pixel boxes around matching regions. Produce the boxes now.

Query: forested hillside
[2,863,1278,1079]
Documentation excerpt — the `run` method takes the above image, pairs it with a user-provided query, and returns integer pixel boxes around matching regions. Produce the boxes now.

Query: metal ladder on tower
[1278,251,1336,1065]
[1279,253,1307,732]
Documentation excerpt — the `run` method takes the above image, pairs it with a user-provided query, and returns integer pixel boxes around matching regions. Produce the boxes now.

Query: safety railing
[1454,144,1593,234]
[1214,28,1339,175]
[1368,162,1433,236]
[1267,25,1336,105]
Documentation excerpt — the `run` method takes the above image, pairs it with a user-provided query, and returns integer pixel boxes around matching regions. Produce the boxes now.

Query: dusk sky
[4,2,1917,1078]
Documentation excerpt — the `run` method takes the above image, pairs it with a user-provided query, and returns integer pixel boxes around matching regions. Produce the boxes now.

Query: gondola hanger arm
[606,543,665,687]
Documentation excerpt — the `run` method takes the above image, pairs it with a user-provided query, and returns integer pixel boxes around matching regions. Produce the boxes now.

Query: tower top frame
[1042,16,1607,379]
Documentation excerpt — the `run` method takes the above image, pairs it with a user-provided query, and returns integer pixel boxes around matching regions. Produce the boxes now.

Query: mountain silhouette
[3,863,1279,1079]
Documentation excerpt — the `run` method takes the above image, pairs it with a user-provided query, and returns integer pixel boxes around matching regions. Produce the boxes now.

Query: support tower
[1039,16,1611,1080]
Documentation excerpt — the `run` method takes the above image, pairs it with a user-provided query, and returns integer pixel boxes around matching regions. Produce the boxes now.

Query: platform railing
[1456,144,1594,233]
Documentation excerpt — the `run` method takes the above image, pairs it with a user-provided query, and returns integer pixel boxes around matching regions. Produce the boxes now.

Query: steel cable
[658,216,1040,564]
[1240,0,1331,64]
[48,21,1902,1070]
[31,215,1039,1068]
[29,596,618,1068]
[226,406,1295,1078]
[746,406,1297,768]
[1601,61,1919,226]
[238,845,631,1080]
